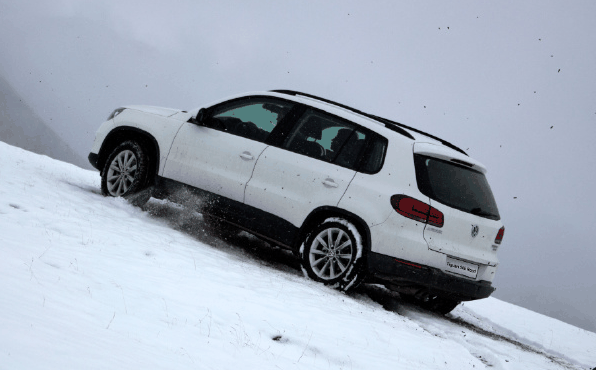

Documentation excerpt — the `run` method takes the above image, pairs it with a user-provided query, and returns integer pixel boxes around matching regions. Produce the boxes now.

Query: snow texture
[1,141,595,370]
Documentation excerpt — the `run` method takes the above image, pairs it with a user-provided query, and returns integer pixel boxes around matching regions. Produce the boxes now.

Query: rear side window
[360,135,387,174]
[414,154,500,220]
[283,109,367,169]
[281,108,387,173]
[334,130,367,168]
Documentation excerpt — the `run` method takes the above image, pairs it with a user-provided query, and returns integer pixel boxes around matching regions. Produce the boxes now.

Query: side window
[360,135,388,173]
[283,109,369,170]
[208,98,293,142]
[334,130,367,168]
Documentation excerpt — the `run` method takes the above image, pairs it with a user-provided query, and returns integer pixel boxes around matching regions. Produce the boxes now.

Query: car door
[162,97,295,204]
[245,108,369,229]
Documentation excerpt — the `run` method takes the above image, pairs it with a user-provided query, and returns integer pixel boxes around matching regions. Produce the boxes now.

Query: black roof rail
[272,89,468,156]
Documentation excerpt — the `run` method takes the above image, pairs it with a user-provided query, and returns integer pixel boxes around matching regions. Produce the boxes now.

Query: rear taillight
[390,195,444,227]
[428,207,444,228]
[494,226,505,245]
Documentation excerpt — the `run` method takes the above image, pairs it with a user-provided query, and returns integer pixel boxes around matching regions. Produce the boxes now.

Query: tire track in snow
[363,285,586,370]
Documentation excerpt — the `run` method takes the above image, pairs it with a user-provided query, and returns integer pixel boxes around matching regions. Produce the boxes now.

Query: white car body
[89,90,504,305]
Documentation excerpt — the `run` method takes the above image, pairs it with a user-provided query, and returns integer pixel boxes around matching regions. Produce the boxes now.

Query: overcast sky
[1,0,595,331]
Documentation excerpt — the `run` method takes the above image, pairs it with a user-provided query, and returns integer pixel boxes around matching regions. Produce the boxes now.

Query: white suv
[89,90,504,314]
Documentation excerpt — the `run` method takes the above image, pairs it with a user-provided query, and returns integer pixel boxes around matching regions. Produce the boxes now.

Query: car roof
[200,90,470,158]
[269,90,469,157]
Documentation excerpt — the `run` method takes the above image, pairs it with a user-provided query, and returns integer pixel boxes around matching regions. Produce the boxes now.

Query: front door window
[208,99,294,142]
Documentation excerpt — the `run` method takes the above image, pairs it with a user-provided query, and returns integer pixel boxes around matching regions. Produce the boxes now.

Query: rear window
[414,154,500,220]
[359,135,387,174]
[282,108,387,173]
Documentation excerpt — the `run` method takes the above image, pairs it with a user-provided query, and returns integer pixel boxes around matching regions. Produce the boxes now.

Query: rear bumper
[367,252,495,301]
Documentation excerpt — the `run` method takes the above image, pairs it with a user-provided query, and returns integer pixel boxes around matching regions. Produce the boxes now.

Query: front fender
[111,109,185,175]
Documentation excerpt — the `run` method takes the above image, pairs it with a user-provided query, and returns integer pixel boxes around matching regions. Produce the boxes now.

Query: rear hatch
[413,143,503,275]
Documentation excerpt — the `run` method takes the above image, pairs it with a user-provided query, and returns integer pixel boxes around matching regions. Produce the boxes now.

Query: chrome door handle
[239,152,254,160]
[322,178,339,188]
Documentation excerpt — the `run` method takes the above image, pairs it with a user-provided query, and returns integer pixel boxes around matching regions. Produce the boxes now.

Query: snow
[1,141,595,370]
[454,298,596,367]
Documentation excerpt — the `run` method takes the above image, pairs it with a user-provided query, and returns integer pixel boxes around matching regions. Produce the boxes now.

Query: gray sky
[1,0,595,331]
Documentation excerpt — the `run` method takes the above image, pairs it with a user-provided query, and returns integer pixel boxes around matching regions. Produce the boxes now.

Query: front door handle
[322,178,339,188]
[239,151,254,161]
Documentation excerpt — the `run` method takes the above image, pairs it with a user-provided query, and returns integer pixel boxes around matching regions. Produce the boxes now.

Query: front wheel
[299,218,366,292]
[101,140,150,205]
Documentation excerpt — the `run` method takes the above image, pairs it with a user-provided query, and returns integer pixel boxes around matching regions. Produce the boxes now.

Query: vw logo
[471,224,479,238]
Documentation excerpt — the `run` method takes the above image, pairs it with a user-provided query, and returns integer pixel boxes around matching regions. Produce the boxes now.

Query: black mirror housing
[190,108,207,125]
[196,108,206,125]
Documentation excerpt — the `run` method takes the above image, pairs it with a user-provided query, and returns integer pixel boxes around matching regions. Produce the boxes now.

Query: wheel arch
[296,206,372,254]
[97,126,160,186]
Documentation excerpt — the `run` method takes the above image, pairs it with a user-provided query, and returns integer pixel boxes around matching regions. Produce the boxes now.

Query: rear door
[414,143,503,267]
[245,108,369,227]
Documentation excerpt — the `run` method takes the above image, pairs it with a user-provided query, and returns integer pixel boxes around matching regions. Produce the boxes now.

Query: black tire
[299,218,366,292]
[101,140,150,206]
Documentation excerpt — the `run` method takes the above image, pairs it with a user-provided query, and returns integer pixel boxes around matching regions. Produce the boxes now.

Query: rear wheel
[299,218,366,292]
[101,140,151,205]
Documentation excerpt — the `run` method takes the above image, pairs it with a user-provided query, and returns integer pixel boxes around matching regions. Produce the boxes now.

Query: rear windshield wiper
[471,207,494,217]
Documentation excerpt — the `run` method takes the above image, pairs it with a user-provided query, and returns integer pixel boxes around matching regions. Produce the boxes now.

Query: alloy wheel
[308,227,354,280]
[106,149,138,196]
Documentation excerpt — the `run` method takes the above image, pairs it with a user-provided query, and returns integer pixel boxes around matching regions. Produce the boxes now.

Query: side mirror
[192,108,207,125]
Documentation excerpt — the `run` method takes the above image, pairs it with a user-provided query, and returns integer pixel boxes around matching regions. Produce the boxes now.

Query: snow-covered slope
[1,141,594,370]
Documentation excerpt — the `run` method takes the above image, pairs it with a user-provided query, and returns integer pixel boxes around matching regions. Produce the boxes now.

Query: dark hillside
[0,75,88,168]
